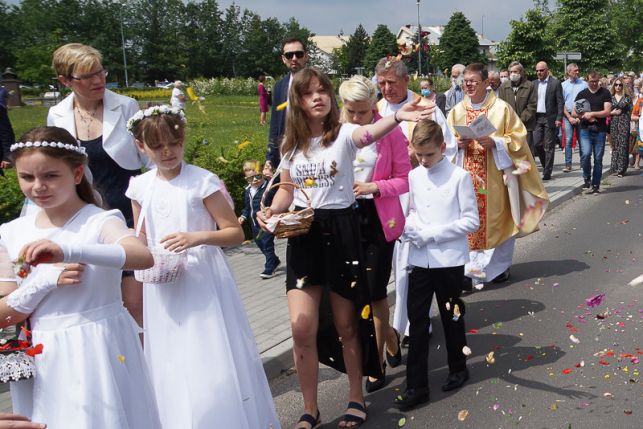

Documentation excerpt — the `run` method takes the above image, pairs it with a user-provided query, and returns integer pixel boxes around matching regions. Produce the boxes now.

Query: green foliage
[496,9,556,74]
[363,25,398,74]
[0,170,24,224]
[608,0,643,71]
[342,24,370,74]
[432,12,486,72]
[550,0,621,72]
[190,77,261,96]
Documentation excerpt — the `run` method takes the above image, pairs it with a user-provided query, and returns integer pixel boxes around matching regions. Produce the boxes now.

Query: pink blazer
[371,112,411,241]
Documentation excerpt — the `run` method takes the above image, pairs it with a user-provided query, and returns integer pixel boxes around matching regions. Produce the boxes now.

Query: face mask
[509,73,521,83]
[421,88,431,97]
[500,77,508,84]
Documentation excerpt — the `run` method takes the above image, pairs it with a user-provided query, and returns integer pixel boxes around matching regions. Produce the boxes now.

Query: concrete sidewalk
[233,146,617,380]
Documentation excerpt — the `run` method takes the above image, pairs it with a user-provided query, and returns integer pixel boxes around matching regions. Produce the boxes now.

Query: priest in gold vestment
[447,63,549,287]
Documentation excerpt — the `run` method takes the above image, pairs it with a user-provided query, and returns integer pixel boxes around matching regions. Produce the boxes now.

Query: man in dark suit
[498,61,537,153]
[532,61,564,180]
[265,37,309,169]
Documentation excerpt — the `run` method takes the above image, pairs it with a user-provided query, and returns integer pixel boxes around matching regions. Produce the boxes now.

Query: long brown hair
[281,68,341,158]
[10,126,98,206]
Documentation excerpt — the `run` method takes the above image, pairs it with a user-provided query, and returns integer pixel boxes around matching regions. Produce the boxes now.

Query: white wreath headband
[126,105,187,134]
[10,141,87,157]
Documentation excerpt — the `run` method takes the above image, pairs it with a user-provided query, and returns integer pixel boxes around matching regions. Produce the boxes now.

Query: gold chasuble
[447,92,549,251]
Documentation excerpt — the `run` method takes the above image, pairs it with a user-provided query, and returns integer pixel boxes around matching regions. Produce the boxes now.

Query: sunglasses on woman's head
[283,51,305,60]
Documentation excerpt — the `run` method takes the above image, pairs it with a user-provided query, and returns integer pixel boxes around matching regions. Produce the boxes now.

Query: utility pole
[416,0,422,77]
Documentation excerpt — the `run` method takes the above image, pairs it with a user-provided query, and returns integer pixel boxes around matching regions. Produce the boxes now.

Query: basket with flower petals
[134,246,187,284]
[261,182,314,239]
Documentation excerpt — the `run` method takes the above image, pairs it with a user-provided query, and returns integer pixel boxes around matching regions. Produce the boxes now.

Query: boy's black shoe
[592,187,600,195]
[441,369,470,392]
[394,387,430,411]
[582,180,591,189]
[491,269,510,283]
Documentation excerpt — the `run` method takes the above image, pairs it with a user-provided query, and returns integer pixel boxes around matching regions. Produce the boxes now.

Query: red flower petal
[562,368,573,374]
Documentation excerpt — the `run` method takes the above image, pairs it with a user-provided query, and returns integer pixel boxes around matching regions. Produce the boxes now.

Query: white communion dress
[126,163,280,429]
[0,205,161,429]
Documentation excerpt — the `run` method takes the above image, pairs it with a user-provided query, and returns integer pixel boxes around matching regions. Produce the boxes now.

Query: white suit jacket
[407,157,480,269]
[47,89,151,170]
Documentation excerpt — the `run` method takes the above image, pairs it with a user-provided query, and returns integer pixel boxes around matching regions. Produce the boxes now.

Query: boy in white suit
[394,119,480,411]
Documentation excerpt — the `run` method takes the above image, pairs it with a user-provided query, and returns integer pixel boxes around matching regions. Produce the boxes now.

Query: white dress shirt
[406,157,480,269]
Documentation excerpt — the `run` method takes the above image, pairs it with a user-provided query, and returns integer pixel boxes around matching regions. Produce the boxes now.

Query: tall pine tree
[363,24,398,74]
[432,12,486,72]
[343,24,370,74]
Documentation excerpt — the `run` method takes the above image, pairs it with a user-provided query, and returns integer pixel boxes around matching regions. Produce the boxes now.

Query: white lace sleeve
[98,216,136,245]
[6,265,64,314]
[0,239,16,283]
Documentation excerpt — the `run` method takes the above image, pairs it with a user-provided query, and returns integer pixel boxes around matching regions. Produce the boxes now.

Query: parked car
[105,82,119,90]
[130,82,146,88]
[156,80,172,88]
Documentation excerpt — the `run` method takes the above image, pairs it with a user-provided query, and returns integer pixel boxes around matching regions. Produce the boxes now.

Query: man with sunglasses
[266,37,309,169]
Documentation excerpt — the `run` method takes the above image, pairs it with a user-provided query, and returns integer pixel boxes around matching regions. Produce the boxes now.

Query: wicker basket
[135,246,187,284]
[261,181,314,239]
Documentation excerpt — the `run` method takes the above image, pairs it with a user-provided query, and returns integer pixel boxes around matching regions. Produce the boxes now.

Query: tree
[432,12,486,72]
[608,0,643,71]
[0,1,16,71]
[496,8,556,75]
[363,24,398,74]
[341,24,369,75]
[550,0,621,72]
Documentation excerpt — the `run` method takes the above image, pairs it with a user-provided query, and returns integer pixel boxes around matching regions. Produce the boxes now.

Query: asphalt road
[270,173,643,429]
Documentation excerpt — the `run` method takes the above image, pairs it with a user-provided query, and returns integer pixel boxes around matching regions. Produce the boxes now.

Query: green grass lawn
[2,95,271,223]
[9,95,269,150]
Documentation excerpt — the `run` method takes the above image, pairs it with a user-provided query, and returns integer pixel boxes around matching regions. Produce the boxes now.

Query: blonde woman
[48,43,150,327]
[338,76,410,393]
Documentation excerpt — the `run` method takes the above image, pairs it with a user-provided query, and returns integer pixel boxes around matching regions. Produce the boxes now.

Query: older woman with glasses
[608,78,632,177]
[47,43,151,327]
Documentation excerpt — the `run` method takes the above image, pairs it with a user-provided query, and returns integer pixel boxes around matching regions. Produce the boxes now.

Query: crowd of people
[0,36,640,429]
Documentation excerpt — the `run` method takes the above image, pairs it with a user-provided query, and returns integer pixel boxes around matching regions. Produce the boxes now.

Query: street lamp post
[416,0,422,77]
[119,5,129,87]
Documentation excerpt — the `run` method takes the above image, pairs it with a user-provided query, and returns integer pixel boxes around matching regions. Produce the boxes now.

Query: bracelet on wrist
[394,111,402,123]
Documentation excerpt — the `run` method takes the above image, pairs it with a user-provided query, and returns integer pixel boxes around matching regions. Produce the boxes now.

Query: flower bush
[189,77,259,96]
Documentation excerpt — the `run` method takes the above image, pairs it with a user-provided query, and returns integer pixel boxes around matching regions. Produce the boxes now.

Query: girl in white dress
[0,126,161,428]
[125,105,281,429]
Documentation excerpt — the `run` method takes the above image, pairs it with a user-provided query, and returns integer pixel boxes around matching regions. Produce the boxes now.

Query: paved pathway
[0,145,621,412]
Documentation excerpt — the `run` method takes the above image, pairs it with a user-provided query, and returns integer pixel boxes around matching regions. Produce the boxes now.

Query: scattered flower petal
[117,355,125,364]
[585,293,605,308]
[485,351,495,364]
[462,346,472,356]
[457,409,469,421]
[398,417,406,427]
[569,335,580,344]
[361,304,371,320]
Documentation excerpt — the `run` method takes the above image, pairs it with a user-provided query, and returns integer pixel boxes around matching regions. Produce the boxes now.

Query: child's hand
[57,263,85,287]
[160,232,199,252]
[19,240,64,265]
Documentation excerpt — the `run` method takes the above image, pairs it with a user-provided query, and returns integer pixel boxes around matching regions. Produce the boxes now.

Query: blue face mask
[421,88,431,97]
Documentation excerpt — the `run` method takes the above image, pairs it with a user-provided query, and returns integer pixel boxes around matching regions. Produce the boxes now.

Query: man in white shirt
[445,64,465,116]
[561,63,588,172]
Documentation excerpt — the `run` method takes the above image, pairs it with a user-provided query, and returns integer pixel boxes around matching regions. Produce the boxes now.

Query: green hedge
[0,170,25,224]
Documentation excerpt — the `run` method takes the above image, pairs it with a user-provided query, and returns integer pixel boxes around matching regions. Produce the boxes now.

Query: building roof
[311,35,349,54]
[397,25,497,46]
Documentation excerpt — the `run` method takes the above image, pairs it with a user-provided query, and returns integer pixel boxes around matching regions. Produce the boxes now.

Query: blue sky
[217,0,537,42]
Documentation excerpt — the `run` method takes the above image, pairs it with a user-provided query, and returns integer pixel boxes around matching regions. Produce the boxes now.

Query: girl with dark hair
[0,126,160,427]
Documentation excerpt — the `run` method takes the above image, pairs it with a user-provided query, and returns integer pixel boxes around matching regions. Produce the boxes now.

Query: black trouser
[406,265,467,389]
[533,114,556,176]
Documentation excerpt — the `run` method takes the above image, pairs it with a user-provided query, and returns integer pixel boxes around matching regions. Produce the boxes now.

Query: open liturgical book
[453,114,496,139]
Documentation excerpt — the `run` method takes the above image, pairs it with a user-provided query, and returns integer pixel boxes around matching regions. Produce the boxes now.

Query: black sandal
[338,401,367,428]
[295,410,321,429]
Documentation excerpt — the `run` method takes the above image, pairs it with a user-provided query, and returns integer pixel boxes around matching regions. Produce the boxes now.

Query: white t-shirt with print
[282,123,359,209]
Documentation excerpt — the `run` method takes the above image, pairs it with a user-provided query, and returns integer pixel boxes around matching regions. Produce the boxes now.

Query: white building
[310,35,349,75]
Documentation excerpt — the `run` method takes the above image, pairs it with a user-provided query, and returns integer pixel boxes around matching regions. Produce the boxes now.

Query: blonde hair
[52,43,103,78]
[338,75,377,123]
[411,119,444,148]
[243,160,260,172]
[281,68,341,158]
[610,78,631,96]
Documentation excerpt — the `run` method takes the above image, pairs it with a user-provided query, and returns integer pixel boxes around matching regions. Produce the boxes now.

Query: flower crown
[126,105,187,134]
[10,141,87,156]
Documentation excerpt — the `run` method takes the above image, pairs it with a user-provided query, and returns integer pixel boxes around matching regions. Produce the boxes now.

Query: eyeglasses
[245,174,263,183]
[70,69,108,81]
[283,51,305,60]
[464,79,482,86]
